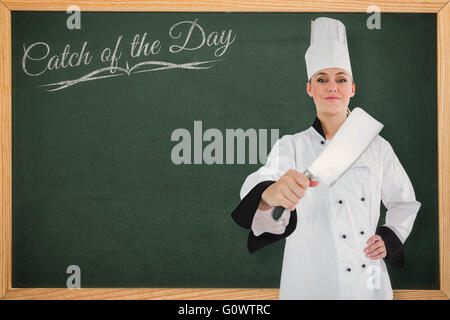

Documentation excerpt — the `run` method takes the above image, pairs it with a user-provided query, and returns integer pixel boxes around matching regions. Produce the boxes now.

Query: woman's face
[306,68,356,116]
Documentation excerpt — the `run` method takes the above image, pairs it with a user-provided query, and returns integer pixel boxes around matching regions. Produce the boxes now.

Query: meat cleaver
[272,107,383,220]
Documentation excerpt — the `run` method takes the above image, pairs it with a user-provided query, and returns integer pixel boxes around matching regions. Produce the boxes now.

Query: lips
[325,96,339,100]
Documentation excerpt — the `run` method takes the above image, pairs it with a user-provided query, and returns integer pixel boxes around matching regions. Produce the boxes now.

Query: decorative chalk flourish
[39,59,221,92]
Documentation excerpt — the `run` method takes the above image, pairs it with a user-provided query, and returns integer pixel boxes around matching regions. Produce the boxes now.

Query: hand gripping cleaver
[272,107,383,220]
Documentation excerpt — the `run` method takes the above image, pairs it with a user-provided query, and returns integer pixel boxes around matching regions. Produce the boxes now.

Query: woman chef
[231,17,421,300]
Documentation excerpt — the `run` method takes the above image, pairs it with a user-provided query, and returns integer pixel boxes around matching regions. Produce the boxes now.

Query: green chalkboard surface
[12,12,438,289]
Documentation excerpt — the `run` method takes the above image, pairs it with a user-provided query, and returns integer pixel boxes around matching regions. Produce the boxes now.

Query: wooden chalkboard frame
[0,0,449,300]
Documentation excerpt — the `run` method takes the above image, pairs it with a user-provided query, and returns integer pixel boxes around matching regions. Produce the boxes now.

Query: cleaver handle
[271,170,315,220]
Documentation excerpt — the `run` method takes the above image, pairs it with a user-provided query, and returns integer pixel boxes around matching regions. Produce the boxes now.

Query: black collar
[312,117,326,140]
[312,114,350,140]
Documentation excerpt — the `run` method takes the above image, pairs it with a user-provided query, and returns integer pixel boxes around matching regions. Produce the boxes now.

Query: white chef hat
[304,17,353,81]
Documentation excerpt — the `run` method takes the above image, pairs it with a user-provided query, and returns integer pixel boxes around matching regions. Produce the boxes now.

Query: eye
[317,78,326,83]
[338,78,347,83]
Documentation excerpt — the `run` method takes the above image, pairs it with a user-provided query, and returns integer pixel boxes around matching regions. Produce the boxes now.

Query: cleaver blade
[272,107,383,220]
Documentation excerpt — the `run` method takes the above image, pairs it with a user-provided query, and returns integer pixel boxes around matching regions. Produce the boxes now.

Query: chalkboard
[11,11,438,290]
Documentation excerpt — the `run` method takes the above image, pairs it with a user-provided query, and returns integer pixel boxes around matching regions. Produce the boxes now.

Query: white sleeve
[381,141,421,243]
[251,207,291,236]
[240,135,296,200]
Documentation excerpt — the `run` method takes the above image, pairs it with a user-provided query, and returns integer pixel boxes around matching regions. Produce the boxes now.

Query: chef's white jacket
[231,117,421,300]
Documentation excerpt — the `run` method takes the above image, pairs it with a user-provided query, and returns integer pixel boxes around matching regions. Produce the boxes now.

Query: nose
[327,84,337,92]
